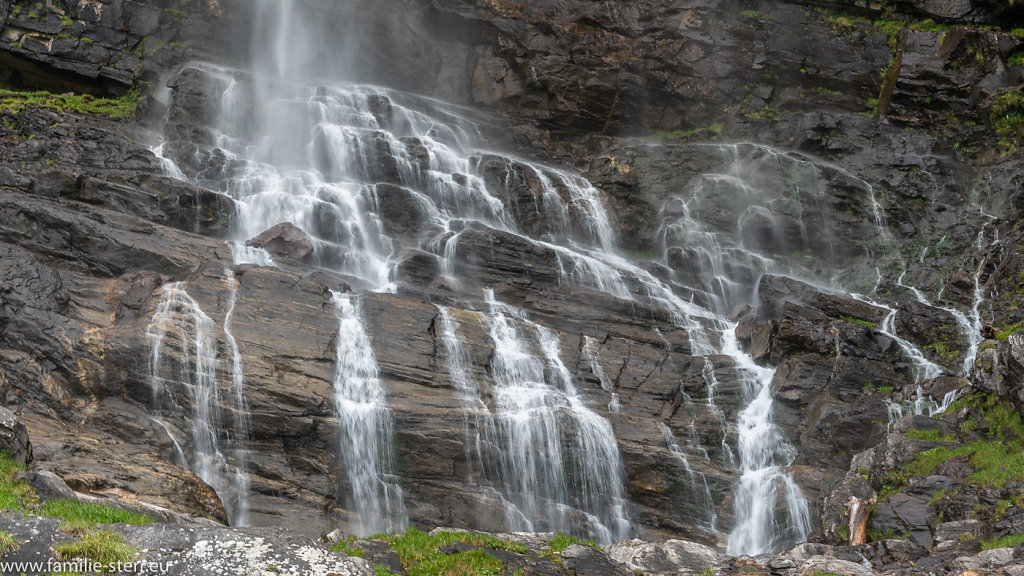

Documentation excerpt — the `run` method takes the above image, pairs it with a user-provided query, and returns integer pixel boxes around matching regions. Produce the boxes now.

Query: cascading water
[330,291,407,535]
[146,282,249,525]
[660,423,718,530]
[223,271,252,526]
[582,336,621,413]
[723,329,811,556]
[483,290,631,544]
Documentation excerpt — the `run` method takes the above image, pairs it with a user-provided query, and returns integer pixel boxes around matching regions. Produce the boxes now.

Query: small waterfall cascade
[723,329,811,556]
[660,423,718,530]
[330,291,407,535]
[146,281,250,525]
[437,306,491,478]
[582,336,621,413]
[229,241,276,267]
[655,144,896,312]
[484,290,631,544]
[223,271,252,526]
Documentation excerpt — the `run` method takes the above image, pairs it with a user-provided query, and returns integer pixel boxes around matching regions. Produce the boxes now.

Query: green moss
[884,393,1024,498]
[39,499,156,534]
[866,527,897,542]
[996,320,1024,340]
[981,533,1024,550]
[904,429,956,442]
[874,19,906,51]
[991,87,1024,154]
[740,10,766,20]
[543,533,600,556]
[53,530,138,567]
[375,566,398,576]
[836,524,849,543]
[925,340,961,361]
[840,314,876,329]
[650,122,724,140]
[0,88,139,119]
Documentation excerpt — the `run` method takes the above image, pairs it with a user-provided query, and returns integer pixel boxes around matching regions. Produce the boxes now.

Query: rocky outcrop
[0,406,29,466]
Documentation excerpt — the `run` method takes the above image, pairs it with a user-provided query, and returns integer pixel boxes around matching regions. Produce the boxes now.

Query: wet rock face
[0,0,1022,568]
[0,0,237,94]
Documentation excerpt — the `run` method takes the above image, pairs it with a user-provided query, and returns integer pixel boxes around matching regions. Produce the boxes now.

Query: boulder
[247,222,316,264]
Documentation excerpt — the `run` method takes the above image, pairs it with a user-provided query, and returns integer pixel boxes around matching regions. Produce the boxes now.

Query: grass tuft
[53,530,138,565]
[981,533,1024,550]
[0,530,18,552]
[543,533,600,556]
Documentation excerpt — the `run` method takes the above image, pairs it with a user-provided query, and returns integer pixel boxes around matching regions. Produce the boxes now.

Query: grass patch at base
[406,548,502,576]
[365,528,526,576]
[0,453,38,511]
[53,530,138,566]
[543,532,600,556]
[40,499,157,534]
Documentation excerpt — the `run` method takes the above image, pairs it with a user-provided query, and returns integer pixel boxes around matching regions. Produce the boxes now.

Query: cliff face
[1,0,1024,570]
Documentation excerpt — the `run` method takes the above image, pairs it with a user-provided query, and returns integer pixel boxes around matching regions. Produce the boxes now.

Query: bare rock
[0,406,31,466]
[247,222,315,265]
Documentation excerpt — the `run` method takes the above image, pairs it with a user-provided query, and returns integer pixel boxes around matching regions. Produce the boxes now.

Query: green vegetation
[0,530,18,552]
[0,452,38,511]
[739,10,767,20]
[0,88,139,119]
[990,87,1024,154]
[1010,51,1024,67]
[840,314,876,329]
[362,528,527,576]
[881,393,1024,499]
[330,534,365,558]
[981,533,1024,550]
[543,533,600,556]
[39,499,157,534]
[925,340,960,361]
[995,319,1024,340]
[406,549,502,576]
[53,530,138,566]
[836,524,849,542]
[904,429,956,442]
[812,571,846,576]
[650,122,724,141]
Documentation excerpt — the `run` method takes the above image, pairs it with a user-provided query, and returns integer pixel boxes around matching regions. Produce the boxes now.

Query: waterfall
[330,291,407,535]
[437,306,491,480]
[223,271,252,526]
[146,282,249,524]
[660,423,717,530]
[484,290,631,544]
[582,336,620,413]
[722,329,811,556]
